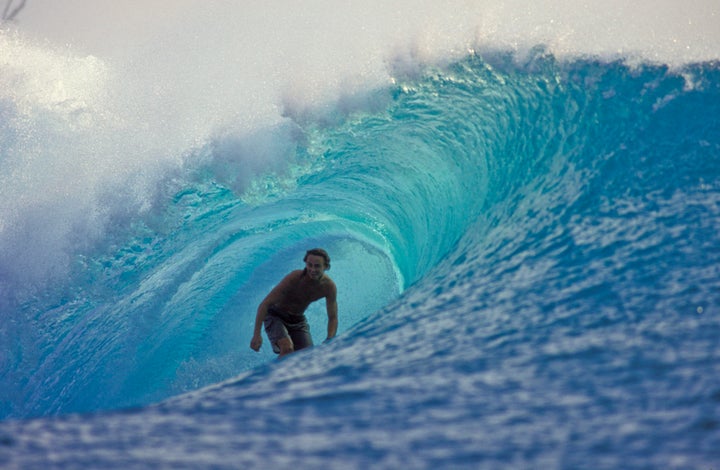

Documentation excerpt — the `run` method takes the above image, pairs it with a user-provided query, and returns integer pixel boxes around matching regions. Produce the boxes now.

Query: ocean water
[1,2,720,469]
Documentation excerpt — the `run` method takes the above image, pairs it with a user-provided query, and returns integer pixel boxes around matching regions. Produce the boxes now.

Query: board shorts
[264,306,313,354]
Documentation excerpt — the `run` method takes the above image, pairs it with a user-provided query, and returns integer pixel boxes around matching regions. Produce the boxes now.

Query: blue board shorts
[264,306,313,354]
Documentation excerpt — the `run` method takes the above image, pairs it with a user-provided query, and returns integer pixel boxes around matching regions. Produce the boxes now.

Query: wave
[1,3,719,467]
[2,1,718,296]
[2,39,718,417]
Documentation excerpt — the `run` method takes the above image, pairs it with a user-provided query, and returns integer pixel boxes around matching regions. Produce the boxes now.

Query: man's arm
[325,282,338,341]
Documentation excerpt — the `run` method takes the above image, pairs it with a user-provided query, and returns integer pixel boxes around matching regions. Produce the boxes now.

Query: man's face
[305,254,327,280]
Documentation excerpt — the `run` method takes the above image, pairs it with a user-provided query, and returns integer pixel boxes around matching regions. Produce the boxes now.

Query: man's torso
[273,270,331,316]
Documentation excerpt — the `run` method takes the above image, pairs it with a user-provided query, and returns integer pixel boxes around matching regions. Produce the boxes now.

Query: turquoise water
[1,6,720,469]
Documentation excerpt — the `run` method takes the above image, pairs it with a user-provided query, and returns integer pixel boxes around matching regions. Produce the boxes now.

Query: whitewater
[1,1,719,468]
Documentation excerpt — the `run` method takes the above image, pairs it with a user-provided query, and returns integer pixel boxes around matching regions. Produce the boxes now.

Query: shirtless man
[250,248,338,357]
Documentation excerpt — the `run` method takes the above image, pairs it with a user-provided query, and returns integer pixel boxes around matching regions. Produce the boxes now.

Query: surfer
[250,248,338,357]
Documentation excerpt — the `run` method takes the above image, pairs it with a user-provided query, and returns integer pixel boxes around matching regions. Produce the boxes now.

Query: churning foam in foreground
[1,0,718,293]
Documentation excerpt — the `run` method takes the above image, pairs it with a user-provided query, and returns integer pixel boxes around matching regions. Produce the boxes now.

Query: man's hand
[250,334,262,351]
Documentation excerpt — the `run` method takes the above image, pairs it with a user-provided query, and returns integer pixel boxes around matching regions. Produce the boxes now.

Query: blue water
[2,5,720,468]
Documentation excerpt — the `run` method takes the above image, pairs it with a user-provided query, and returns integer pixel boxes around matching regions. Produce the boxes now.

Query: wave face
[2,5,720,468]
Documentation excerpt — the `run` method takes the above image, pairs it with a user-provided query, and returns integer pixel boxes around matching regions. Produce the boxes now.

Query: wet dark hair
[304,248,331,270]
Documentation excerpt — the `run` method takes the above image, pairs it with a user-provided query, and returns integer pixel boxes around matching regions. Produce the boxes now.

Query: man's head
[303,248,330,280]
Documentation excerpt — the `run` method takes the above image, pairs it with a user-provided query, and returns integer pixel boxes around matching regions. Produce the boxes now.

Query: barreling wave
[1,45,719,421]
